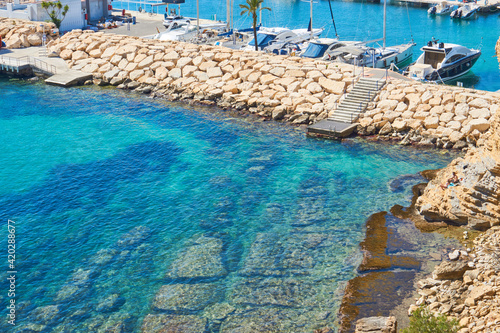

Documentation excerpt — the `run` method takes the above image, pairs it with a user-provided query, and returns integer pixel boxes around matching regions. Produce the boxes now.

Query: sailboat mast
[259,4,262,25]
[383,0,386,48]
[197,0,200,36]
[310,0,313,40]
[227,0,230,30]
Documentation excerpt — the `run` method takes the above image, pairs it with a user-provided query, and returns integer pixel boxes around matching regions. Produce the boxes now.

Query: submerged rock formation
[415,110,500,229]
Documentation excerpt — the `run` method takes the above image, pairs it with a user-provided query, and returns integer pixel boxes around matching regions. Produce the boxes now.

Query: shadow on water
[0,140,183,219]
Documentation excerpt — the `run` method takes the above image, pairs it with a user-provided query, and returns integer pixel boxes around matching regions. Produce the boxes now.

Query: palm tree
[239,0,271,51]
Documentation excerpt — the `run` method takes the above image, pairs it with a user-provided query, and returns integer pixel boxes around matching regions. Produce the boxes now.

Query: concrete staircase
[329,77,386,124]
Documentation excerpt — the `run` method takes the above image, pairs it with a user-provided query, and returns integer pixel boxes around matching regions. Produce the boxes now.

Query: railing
[0,55,56,75]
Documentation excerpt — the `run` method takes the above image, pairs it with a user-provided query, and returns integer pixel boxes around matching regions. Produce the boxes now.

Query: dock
[0,46,91,86]
[397,0,500,10]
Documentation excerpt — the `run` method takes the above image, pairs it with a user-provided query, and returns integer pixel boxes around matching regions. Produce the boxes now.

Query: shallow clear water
[0,78,458,332]
[114,0,500,91]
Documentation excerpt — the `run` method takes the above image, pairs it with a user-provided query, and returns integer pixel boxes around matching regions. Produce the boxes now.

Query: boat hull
[426,52,481,82]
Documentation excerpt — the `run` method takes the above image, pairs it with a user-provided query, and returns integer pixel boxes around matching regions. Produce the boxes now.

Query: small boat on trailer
[406,39,481,83]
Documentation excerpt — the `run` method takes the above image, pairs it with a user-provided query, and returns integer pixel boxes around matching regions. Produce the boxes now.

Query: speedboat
[450,4,479,19]
[428,1,454,15]
[264,28,324,54]
[406,39,481,82]
[328,42,414,69]
[162,14,191,29]
[300,38,341,59]
[153,21,227,42]
[242,27,322,51]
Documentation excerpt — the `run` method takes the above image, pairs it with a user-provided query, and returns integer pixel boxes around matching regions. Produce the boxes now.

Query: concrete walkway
[0,46,91,86]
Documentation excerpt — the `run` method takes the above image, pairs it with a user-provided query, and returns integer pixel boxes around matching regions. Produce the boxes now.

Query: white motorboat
[406,39,481,82]
[263,28,324,54]
[327,42,413,68]
[300,38,341,59]
[428,1,454,15]
[327,0,414,69]
[450,4,479,19]
[153,21,227,42]
[162,15,191,29]
[242,27,322,51]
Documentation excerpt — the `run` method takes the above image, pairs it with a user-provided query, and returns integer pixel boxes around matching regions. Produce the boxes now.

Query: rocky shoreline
[2,22,500,332]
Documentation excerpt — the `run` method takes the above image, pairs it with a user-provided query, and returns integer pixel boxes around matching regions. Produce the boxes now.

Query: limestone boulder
[318,77,345,95]
[355,316,396,333]
[27,33,42,46]
[206,67,223,78]
[378,100,398,112]
[432,261,470,280]
[424,116,439,129]
[468,118,490,133]
[469,98,490,109]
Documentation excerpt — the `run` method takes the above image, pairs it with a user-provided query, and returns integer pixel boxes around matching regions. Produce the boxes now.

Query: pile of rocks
[415,107,500,229]
[46,30,359,125]
[0,18,58,48]
[408,227,500,333]
[358,80,500,149]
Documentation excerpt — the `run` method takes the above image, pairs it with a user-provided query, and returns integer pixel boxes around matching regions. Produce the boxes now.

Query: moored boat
[450,3,479,19]
[428,1,454,15]
[406,39,481,83]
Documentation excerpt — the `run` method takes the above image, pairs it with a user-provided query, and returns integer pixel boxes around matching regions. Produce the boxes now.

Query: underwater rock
[230,278,317,308]
[141,314,207,333]
[202,302,236,321]
[115,226,151,249]
[153,283,221,312]
[70,268,99,286]
[54,284,89,303]
[240,233,324,277]
[220,307,332,333]
[29,305,61,325]
[166,235,227,279]
[388,173,425,193]
[96,294,126,313]
[88,248,119,266]
[97,313,135,333]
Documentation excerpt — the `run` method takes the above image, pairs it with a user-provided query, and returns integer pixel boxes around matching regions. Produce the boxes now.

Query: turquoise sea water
[114,0,500,91]
[0,78,458,331]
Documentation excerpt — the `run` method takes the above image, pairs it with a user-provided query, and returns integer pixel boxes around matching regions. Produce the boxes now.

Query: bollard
[132,16,136,24]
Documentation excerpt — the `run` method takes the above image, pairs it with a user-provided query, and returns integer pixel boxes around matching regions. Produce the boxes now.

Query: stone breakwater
[44,30,500,149]
[409,227,500,333]
[0,18,58,48]
[46,30,354,125]
[415,108,500,230]
[358,80,500,149]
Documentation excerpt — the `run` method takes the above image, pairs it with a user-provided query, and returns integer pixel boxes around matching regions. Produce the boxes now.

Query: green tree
[41,1,69,29]
[401,306,459,333]
[239,0,271,51]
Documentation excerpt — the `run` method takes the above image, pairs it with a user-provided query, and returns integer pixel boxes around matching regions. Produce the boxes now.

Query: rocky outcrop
[407,227,500,333]
[415,109,500,229]
[46,30,358,126]
[358,80,500,149]
[0,18,58,48]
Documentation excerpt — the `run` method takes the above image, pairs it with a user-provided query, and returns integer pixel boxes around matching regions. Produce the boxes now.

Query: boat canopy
[329,46,365,57]
[248,33,276,47]
[301,42,330,58]
[423,49,446,68]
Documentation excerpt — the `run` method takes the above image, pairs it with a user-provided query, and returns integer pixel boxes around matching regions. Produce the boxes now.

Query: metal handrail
[0,55,56,75]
